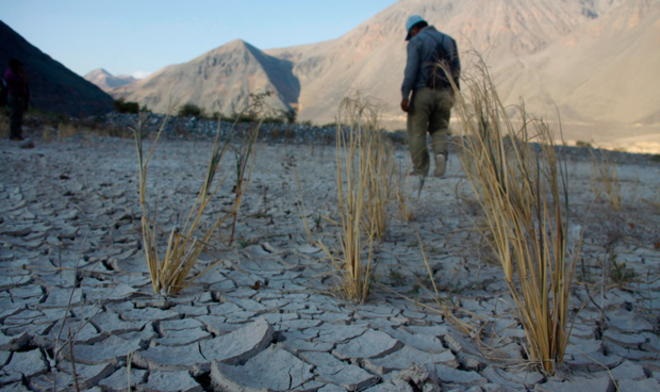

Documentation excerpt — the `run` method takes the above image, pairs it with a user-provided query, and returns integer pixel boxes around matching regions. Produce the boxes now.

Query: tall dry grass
[451,58,577,374]
[135,94,265,295]
[589,149,622,210]
[330,95,395,302]
[136,114,223,295]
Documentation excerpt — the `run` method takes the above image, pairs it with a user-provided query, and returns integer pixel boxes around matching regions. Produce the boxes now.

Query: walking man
[400,15,460,177]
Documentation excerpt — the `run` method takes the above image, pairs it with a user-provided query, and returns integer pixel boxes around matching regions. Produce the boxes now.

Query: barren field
[0,132,658,391]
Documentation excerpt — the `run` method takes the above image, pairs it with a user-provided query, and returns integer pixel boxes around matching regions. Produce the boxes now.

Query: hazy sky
[3,0,398,78]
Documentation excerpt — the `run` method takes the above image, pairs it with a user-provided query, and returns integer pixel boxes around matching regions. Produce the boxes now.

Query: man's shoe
[433,154,447,177]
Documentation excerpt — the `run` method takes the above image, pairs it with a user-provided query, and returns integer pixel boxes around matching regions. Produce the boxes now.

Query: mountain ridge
[110,0,659,151]
[84,68,137,92]
[113,39,298,117]
[0,20,114,117]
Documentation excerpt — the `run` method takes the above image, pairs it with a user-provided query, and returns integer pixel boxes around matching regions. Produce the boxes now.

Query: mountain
[267,0,593,125]
[84,68,137,91]
[0,21,114,117]
[487,0,660,149]
[113,40,299,117]
[115,0,660,151]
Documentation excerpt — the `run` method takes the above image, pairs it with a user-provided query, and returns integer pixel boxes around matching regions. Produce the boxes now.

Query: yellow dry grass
[329,95,395,303]
[589,149,622,210]
[135,93,264,295]
[451,57,578,374]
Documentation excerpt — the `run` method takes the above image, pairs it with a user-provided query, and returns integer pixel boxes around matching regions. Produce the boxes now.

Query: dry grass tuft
[135,94,265,295]
[589,149,622,210]
[451,57,578,374]
[328,95,395,303]
[57,122,80,139]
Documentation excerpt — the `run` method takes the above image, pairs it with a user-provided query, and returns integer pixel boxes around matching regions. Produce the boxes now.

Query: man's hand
[400,98,410,113]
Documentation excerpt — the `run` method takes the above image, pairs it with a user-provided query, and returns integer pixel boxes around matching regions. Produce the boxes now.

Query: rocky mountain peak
[0,20,114,117]
[111,0,659,150]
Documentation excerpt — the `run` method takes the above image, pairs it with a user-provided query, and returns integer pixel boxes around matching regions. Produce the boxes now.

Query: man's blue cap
[405,15,426,41]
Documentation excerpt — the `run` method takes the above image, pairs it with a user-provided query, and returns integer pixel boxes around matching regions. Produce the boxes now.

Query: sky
[2,0,398,78]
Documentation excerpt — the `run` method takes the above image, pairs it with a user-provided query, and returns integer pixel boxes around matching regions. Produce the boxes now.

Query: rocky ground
[0,127,658,391]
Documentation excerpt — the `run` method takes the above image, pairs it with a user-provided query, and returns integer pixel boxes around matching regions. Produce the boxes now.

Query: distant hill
[0,21,114,117]
[114,0,660,151]
[113,40,299,118]
[84,68,137,92]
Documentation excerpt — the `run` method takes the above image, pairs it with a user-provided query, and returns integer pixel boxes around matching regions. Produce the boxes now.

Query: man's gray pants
[407,87,454,176]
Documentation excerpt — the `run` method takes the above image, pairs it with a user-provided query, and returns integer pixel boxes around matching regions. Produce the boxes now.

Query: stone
[82,283,138,302]
[0,350,9,366]
[300,351,379,390]
[534,376,614,392]
[480,366,528,391]
[281,329,334,353]
[144,370,203,392]
[481,366,544,388]
[169,304,211,318]
[641,332,659,352]
[211,345,314,392]
[391,364,440,392]
[606,309,653,333]
[67,334,141,365]
[133,344,207,371]
[566,336,602,355]
[0,297,24,320]
[317,385,349,392]
[356,304,400,318]
[232,297,268,312]
[44,319,101,344]
[456,353,485,371]
[9,284,45,302]
[481,383,506,392]
[159,318,204,331]
[434,363,487,386]
[261,311,299,326]
[603,329,649,348]
[386,326,447,353]
[316,310,353,324]
[609,360,647,381]
[297,244,322,254]
[605,343,657,361]
[199,317,273,364]
[1,382,32,392]
[364,380,414,392]
[3,349,48,378]
[281,317,323,330]
[90,311,147,335]
[208,279,237,292]
[55,361,116,389]
[616,378,660,392]
[566,350,623,371]
[365,345,457,374]
[157,327,210,346]
[333,330,401,359]
[404,324,452,337]
[2,309,45,330]
[27,370,78,391]
[118,307,180,322]
[195,314,232,335]
[0,275,31,290]
[98,367,148,391]
[442,333,480,355]
[0,331,30,351]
